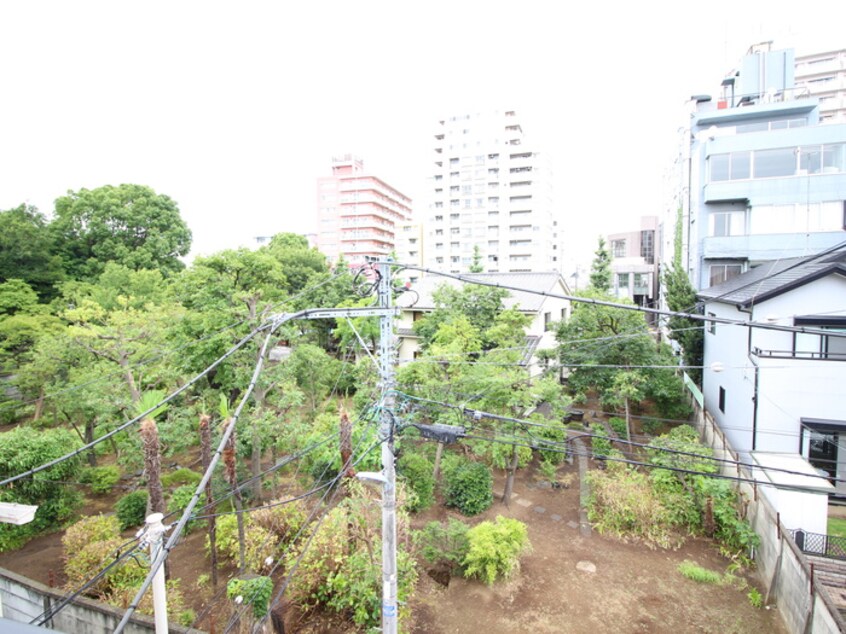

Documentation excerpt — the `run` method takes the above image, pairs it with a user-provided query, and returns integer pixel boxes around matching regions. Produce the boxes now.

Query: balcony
[752,347,846,361]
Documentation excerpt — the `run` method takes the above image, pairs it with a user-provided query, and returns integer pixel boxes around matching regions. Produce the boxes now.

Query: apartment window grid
[611,240,627,258]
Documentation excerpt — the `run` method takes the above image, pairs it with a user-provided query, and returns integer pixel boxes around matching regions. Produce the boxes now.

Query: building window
[611,240,626,257]
[707,312,716,335]
[633,273,648,288]
[718,387,726,413]
[616,273,629,289]
[711,211,746,237]
[640,230,654,264]
[709,264,742,287]
[544,312,552,331]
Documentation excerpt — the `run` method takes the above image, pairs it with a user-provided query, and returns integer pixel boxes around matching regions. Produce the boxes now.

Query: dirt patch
[0,461,789,633]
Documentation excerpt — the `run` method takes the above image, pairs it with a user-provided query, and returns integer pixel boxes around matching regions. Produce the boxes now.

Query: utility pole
[377,259,398,634]
[141,513,169,634]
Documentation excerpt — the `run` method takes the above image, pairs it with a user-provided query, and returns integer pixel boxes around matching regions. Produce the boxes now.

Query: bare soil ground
[0,460,789,633]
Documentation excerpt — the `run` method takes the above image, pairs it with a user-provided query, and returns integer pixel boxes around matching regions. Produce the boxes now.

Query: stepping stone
[550,514,562,522]
[567,520,579,530]
[516,498,533,508]
[576,561,597,574]
[534,506,546,514]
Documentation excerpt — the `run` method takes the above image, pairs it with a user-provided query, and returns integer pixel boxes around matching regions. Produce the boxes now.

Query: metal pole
[377,260,398,634]
[143,513,169,634]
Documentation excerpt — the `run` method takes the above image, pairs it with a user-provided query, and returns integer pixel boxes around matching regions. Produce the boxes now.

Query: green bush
[414,518,470,572]
[0,426,83,551]
[463,516,531,585]
[590,424,612,459]
[748,588,763,608]
[442,460,493,516]
[81,465,122,495]
[641,418,662,436]
[251,500,307,545]
[161,468,202,489]
[205,514,277,573]
[397,452,435,512]
[115,490,148,530]
[608,417,627,437]
[227,576,273,618]
[167,485,198,532]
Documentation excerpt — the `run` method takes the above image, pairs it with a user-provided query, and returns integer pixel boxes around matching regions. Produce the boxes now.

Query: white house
[698,245,846,511]
[395,272,571,377]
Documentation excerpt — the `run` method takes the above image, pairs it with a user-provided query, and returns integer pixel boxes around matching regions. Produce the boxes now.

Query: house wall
[702,302,757,452]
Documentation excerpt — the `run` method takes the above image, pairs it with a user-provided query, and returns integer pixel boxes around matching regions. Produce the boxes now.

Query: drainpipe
[740,305,760,451]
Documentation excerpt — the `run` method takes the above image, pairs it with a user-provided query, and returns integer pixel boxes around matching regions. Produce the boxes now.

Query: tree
[50,184,192,280]
[589,237,612,293]
[0,204,64,300]
[263,233,329,295]
[413,283,510,351]
[469,245,484,273]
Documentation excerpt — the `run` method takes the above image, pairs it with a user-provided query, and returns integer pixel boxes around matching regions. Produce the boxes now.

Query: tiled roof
[698,244,846,307]
[396,271,567,314]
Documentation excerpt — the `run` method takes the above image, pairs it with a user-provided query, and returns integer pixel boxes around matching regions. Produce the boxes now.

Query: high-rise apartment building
[665,44,846,291]
[315,155,412,267]
[795,48,846,125]
[424,110,557,274]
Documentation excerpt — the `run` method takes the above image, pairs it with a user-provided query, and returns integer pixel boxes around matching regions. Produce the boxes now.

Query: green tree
[469,245,484,273]
[0,280,62,376]
[50,184,191,280]
[0,204,64,300]
[589,237,612,293]
[262,232,329,295]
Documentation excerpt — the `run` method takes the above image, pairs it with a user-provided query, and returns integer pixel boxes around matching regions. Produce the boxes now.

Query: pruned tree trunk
[223,422,246,572]
[33,387,45,422]
[433,442,444,483]
[140,418,165,515]
[339,409,355,479]
[251,417,263,501]
[200,414,218,586]
[624,397,632,445]
[502,445,520,506]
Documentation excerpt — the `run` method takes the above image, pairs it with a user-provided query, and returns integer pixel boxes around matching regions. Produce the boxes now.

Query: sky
[0,1,843,270]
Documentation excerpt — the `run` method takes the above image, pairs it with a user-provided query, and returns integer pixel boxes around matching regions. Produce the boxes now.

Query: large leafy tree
[263,233,329,295]
[0,204,64,300]
[50,184,192,280]
[413,284,511,351]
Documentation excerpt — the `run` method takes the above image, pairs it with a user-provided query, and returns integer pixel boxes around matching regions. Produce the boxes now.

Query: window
[711,211,745,237]
[544,312,552,331]
[754,148,795,178]
[709,264,742,287]
[633,273,648,288]
[718,387,726,413]
[611,240,626,257]
[435,229,443,236]
[616,273,629,288]
[707,312,716,335]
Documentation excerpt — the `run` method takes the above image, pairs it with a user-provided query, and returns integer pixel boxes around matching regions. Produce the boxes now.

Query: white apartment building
[795,48,846,125]
[425,110,558,274]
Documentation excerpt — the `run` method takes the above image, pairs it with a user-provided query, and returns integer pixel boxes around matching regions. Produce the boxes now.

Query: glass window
[710,154,729,181]
[754,148,796,178]
[711,211,745,237]
[611,240,626,257]
[634,273,648,287]
[709,264,742,287]
[730,151,751,179]
[617,273,629,288]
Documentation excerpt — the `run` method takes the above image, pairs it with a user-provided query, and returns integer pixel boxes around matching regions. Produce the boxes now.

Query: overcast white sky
[0,1,842,269]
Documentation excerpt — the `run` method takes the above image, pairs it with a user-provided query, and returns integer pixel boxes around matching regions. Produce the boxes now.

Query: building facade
[795,47,846,125]
[315,155,412,267]
[667,44,846,291]
[698,246,846,500]
[424,110,558,274]
[608,215,659,307]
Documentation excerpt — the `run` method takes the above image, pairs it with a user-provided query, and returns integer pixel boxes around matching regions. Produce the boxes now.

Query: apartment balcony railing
[752,347,846,361]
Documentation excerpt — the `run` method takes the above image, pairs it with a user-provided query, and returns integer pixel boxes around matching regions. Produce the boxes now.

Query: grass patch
[678,560,722,584]
[828,517,846,538]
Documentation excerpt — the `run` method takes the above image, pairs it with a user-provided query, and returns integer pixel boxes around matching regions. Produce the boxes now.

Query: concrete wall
[691,404,845,634]
[0,567,199,634]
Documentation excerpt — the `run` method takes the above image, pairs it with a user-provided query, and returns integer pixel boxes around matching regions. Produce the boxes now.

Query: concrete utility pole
[141,513,169,634]
[377,260,398,634]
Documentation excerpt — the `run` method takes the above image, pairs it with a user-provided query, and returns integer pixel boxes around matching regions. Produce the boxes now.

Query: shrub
[748,587,763,608]
[677,560,722,584]
[63,514,120,554]
[161,468,202,489]
[538,459,557,482]
[115,490,148,530]
[251,500,307,545]
[641,418,662,436]
[463,516,531,585]
[206,514,277,573]
[80,465,122,495]
[167,485,198,532]
[397,452,435,512]
[227,576,273,618]
[587,463,677,549]
[442,460,493,516]
[590,424,612,459]
[414,518,470,572]
[608,417,627,437]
